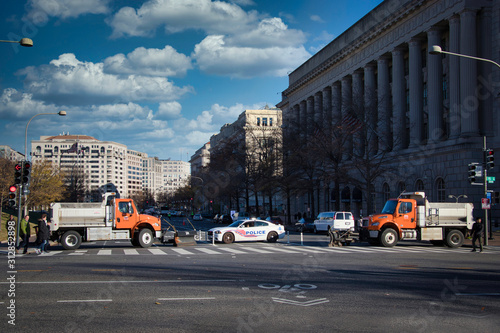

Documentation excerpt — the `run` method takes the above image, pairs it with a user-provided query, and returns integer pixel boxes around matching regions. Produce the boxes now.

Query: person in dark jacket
[36,214,50,254]
[471,218,484,252]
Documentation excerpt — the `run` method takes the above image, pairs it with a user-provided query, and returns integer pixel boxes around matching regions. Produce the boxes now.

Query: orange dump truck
[50,193,164,250]
[366,192,474,248]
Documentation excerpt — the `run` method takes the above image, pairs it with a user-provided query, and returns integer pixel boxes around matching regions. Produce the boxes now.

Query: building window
[383,183,390,203]
[262,118,268,126]
[415,179,424,191]
[436,178,445,202]
[269,118,273,126]
[257,117,260,126]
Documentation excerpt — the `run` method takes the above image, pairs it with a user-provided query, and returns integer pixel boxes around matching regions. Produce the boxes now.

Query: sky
[0,0,383,161]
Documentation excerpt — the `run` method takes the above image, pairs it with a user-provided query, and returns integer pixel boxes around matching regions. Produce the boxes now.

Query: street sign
[482,198,491,209]
[487,176,496,183]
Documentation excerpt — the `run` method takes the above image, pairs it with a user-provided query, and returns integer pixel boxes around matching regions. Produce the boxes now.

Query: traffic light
[8,185,17,207]
[22,161,31,184]
[493,191,500,204]
[468,163,482,184]
[14,163,22,184]
[485,149,494,170]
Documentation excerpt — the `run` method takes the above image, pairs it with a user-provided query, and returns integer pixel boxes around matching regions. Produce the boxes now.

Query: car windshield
[381,200,398,214]
[318,212,334,219]
[228,221,243,228]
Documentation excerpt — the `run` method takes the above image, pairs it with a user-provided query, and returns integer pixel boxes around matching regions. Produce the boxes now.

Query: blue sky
[0,0,383,161]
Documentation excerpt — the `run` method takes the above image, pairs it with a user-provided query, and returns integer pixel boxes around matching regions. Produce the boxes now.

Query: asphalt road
[1,219,499,332]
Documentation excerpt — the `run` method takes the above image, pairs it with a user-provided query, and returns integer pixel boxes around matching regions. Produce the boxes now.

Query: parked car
[313,211,355,233]
[208,219,285,244]
[219,214,233,224]
[266,216,283,225]
[295,218,315,232]
[193,214,203,221]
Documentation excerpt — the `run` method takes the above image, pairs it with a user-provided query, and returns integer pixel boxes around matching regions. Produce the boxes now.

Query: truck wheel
[267,231,278,243]
[445,230,464,248]
[138,229,153,248]
[223,232,234,244]
[61,231,82,250]
[380,229,398,247]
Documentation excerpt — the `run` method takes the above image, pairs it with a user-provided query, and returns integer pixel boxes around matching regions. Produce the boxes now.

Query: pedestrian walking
[471,218,484,252]
[17,215,31,254]
[35,214,50,254]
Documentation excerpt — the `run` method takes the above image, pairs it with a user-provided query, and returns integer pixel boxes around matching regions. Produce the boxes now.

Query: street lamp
[429,45,500,69]
[430,45,499,246]
[17,111,67,247]
[448,194,468,203]
[0,38,34,47]
[25,111,67,160]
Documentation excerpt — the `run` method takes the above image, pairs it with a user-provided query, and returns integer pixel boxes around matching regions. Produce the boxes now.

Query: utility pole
[483,136,489,246]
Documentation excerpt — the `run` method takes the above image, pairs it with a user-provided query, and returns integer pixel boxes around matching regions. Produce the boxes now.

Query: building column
[322,86,332,134]
[314,91,323,130]
[299,100,307,143]
[352,69,364,157]
[392,46,407,150]
[341,75,353,158]
[460,9,479,137]
[364,63,377,155]
[331,82,342,125]
[378,55,392,151]
[448,15,461,139]
[306,96,314,138]
[409,37,424,147]
[427,27,444,143]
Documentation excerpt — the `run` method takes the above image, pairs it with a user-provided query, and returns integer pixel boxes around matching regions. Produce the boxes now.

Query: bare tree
[26,160,66,210]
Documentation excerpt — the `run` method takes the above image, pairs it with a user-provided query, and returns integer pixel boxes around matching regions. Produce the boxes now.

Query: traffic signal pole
[483,137,489,246]
[16,183,22,249]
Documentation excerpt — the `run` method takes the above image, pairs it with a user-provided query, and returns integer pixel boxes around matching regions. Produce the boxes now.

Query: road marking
[261,247,302,254]
[38,251,63,256]
[97,250,112,255]
[216,247,247,254]
[272,297,329,306]
[455,293,500,296]
[57,299,112,303]
[157,297,216,301]
[196,248,222,254]
[171,248,194,255]
[286,247,329,254]
[68,250,87,255]
[1,279,237,285]
[124,249,139,255]
[242,247,274,254]
[148,248,167,255]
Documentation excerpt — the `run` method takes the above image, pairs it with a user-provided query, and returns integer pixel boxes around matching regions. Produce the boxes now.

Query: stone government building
[277,0,499,224]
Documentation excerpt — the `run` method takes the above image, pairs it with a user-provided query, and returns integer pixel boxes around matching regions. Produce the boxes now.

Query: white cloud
[192,35,310,78]
[310,15,325,23]
[107,0,257,38]
[24,0,110,25]
[17,53,193,106]
[157,101,182,119]
[228,17,306,47]
[0,88,57,119]
[103,45,192,78]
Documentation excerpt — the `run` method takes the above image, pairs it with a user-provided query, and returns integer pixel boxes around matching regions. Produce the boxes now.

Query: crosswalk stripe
[285,247,330,254]
[216,247,247,254]
[69,250,87,255]
[196,248,222,254]
[240,247,274,254]
[97,250,112,255]
[261,247,303,254]
[39,251,63,256]
[171,248,194,255]
[124,249,139,255]
[148,248,167,255]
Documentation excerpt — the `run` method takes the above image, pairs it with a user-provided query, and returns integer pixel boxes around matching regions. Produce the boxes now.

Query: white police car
[208,219,285,244]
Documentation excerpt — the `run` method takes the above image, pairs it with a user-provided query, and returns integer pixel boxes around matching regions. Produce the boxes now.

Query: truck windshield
[381,200,398,214]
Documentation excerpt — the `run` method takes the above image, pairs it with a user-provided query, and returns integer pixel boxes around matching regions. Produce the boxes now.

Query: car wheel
[445,230,464,248]
[380,228,398,247]
[223,232,234,244]
[61,230,82,250]
[267,231,278,243]
[138,228,153,248]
